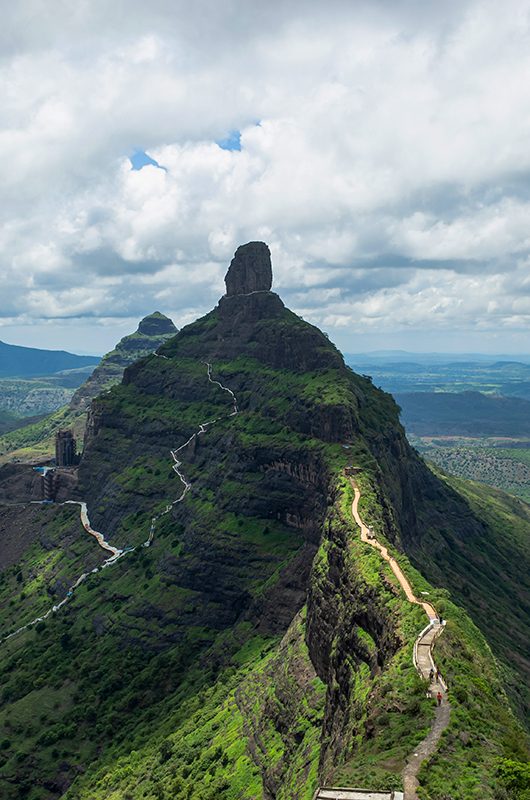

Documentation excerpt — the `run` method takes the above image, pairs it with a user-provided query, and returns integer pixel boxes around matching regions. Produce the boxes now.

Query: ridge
[0,243,526,799]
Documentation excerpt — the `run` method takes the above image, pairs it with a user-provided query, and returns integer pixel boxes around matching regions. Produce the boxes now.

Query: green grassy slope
[0,318,340,796]
[0,290,527,799]
[404,467,530,723]
[1,472,524,800]
[325,477,528,799]
[0,406,79,461]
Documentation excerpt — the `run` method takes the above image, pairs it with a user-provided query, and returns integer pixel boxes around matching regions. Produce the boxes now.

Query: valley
[414,442,530,503]
[347,355,530,505]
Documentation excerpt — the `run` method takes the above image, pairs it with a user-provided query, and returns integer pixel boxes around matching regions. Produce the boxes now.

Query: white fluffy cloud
[1,0,530,353]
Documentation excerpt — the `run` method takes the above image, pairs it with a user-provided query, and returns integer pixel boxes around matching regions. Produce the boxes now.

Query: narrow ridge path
[351,485,438,621]
[65,500,122,559]
[350,480,451,800]
[0,361,238,645]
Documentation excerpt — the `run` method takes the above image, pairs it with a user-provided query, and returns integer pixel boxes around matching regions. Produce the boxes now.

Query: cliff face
[224,241,273,296]
[0,243,526,799]
[80,294,340,642]
[81,241,529,745]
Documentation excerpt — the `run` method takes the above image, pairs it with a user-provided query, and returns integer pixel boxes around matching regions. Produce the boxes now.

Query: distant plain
[346,352,530,503]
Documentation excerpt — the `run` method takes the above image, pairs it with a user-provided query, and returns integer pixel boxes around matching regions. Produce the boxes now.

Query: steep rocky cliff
[0,244,527,800]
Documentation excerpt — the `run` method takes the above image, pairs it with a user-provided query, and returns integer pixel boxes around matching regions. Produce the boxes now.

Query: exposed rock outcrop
[137,311,177,337]
[225,241,273,296]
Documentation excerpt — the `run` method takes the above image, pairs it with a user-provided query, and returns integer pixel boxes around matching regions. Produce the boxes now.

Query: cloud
[1,0,530,352]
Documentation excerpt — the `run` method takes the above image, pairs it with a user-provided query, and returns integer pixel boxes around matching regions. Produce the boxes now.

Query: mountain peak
[137,312,178,337]
[224,241,273,296]
[69,312,177,412]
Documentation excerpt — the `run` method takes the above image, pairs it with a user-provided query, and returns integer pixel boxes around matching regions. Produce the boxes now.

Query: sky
[1,0,530,356]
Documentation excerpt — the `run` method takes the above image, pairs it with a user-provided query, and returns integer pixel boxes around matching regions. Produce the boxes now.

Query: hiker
[437,692,443,706]
[429,667,434,682]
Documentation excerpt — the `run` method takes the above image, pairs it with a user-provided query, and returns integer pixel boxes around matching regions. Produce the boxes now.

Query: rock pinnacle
[224,241,273,296]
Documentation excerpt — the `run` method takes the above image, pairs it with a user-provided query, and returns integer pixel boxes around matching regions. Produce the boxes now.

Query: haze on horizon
[2,0,530,356]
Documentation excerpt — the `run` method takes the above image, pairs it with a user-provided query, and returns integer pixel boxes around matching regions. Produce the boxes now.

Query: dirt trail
[350,486,437,621]
[349,480,451,800]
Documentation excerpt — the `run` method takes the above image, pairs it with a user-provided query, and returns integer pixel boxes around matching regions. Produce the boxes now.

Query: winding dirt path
[349,480,451,800]
[0,361,238,646]
[65,500,123,559]
[350,486,437,621]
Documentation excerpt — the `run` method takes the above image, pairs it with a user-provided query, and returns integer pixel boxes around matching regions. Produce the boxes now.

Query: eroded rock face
[137,312,177,337]
[224,241,273,296]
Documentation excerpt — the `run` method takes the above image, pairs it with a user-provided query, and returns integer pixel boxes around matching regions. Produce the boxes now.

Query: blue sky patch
[130,150,166,171]
[216,130,241,151]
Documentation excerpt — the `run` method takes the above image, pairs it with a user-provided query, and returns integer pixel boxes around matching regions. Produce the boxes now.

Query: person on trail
[437,692,443,706]
[429,668,434,682]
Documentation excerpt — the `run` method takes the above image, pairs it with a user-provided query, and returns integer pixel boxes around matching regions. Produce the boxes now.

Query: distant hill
[397,390,530,436]
[0,312,178,462]
[346,350,530,364]
[70,311,178,411]
[0,340,99,378]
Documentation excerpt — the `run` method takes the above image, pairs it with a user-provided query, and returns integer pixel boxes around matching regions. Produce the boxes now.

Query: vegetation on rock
[0,251,527,798]
[0,313,177,463]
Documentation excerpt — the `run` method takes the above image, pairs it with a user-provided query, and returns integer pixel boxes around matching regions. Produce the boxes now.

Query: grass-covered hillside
[0,276,527,799]
[316,476,528,799]
[0,313,177,464]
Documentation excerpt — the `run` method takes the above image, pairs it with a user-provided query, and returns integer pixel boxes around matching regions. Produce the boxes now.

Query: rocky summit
[0,312,179,465]
[70,311,178,411]
[137,311,178,337]
[224,240,273,295]
[0,243,527,800]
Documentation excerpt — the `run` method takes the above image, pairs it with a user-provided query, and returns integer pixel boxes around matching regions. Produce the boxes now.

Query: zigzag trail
[0,361,238,646]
